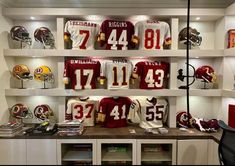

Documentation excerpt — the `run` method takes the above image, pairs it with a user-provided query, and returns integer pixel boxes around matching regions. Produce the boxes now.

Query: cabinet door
[136,139,177,165]
[97,139,136,165]
[177,139,208,165]
[26,139,57,165]
[0,139,26,165]
[208,139,220,165]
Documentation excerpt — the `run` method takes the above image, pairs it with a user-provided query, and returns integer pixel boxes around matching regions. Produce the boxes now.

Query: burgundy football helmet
[34,104,54,121]
[176,111,193,128]
[34,27,55,49]
[10,26,32,46]
[10,103,33,119]
[195,65,216,83]
[193,118,219,132]
[179,27,202,46]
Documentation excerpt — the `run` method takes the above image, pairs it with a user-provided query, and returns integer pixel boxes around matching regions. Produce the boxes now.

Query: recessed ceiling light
[30,16,35,20]
[196,17,201,20]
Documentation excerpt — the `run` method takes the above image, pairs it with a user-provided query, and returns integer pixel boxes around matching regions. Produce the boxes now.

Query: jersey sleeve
[99,61,107,84]
[65,98,76,120]
[63,60,70,84]
[64,21,70,36]
[128,99,141,124]
[161,99,168,124]
[163,62,170,78]
[96,61,101,79]
[98,20,107,46]
[134,22,140,37]
[98,98,108,115]
[97,98,108,123]
[164,23,171,44]
[132,61,143,78]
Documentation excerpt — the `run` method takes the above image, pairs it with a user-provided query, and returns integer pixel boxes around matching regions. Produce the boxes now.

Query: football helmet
[176,111,193,128]
[34,27,55,49]
[192,118,219,132]
[10,26,32,45]
[10,103,33,119]
[12,64,32,80]
[179,27,202,46]
[195,65,216,83]
[34,104,54,121]
[34,66,54,82]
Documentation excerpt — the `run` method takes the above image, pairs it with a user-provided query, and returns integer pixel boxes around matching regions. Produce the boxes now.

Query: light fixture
[30,16,35,20]
[196,17,200,20]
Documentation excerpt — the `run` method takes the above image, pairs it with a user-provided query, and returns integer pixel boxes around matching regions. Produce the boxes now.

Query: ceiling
[1,0,235,8]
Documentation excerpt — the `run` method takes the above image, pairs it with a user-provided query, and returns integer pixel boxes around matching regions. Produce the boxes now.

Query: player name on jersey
[101,59,133,90]
[99,97,132,128]
[64,20,99,50]
[64,59,101,90]
[133,61,169,89]
[128,98,168,129]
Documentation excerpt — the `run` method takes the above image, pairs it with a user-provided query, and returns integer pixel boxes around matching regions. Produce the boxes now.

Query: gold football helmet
[34,66,54,82]
[12,64,32,80]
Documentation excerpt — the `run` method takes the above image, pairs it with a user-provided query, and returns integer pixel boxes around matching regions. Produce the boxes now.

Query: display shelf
[224,48,235,57]
[3,49,224,58]
[62,151,92,162]
[222,89,235,98]
[102,150,132,162]
[4,88,223,97]
[141,151,172,162]
[3,8,224,20]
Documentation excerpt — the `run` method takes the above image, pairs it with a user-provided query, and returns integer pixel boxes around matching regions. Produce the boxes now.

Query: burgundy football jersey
[64,59,101,89]
[100,20,134,50]
[133,61,169,89]
[99,97,132,128]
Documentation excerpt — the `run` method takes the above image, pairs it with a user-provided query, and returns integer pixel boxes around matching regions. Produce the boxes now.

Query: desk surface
[0,124,222,143]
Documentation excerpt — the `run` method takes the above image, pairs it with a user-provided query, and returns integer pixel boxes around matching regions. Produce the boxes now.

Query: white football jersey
[128,98,168,129]
[66,98,97,126]
[134,20,171,50]
[101,59,133,90]
[64,20,100,50]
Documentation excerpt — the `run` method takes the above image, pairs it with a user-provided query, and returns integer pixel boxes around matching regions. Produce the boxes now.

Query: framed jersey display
[98,97,132,128]
[132,61,170,89]
[64,20,100,50]
[133,20,171,50]
[98,20,134,50]
[100,59,133,90]
[66,98,97,126]
[63,59,101,90]
[128,97,168,129]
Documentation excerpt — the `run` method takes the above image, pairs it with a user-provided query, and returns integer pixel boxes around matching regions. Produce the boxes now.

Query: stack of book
[0,122,23,137]
[57,120,84,136]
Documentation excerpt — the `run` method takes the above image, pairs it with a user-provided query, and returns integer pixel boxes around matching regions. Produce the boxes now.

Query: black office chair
[218,120,235,165]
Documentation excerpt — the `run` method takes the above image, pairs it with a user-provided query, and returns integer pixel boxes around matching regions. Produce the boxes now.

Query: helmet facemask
[41,32,55,49]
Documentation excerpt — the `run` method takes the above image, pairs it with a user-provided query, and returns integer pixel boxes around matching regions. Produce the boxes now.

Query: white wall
[0,4,15,122]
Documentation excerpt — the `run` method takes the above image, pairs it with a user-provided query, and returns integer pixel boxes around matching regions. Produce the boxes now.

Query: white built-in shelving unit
[2,2,235,127]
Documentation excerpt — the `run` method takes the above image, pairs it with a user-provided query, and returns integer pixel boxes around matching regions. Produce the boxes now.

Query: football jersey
[133,61,169,89]
[101,59,133,89]
[128,98,168,129]
[66,98,97,126]
[64,20,99,50]
[99,97,132,128]
[64,59,101,89]
[100,20,134,50]
[134,20,171,50]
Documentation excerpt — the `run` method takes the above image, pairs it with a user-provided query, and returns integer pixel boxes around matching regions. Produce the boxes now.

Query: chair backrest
[218,120,235,165]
